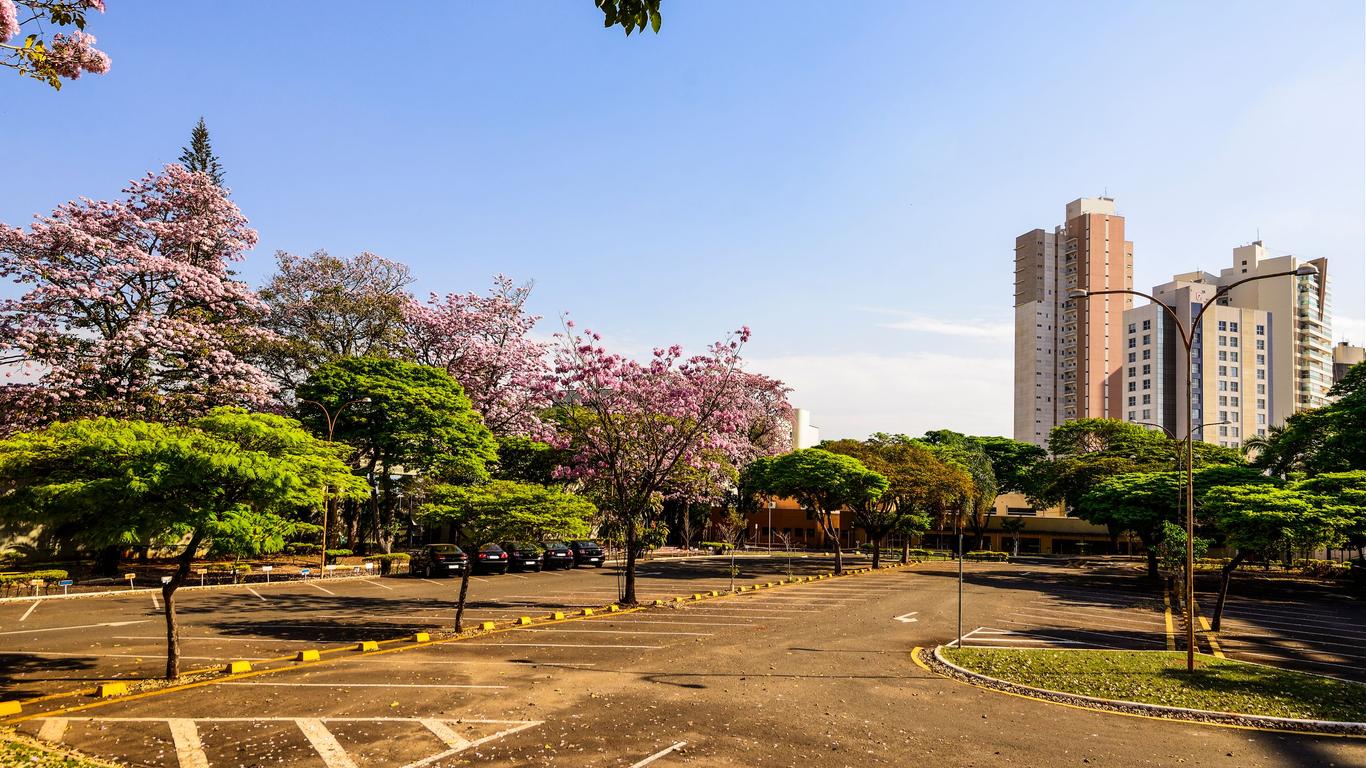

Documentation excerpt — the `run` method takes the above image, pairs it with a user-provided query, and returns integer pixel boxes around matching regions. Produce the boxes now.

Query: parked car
[410,544,468,578]
[472,543,510,574]
[569,539,606,567]
[501,541,544,572]
[541,540,574,570]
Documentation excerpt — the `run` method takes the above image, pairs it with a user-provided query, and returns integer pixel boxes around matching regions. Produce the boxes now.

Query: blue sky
[2,1,1362,439]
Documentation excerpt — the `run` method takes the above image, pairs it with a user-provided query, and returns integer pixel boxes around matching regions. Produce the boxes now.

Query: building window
[1257,398,1266,409]
[1231,366,1239,376]
[1218,365,1227,376]
[1127,323,1136,333]
[1128,338,1136,349]
[1230,322,1239,332]
[1142,334,1150,345]
[1218,335,1227,346]
[1230,381,1239,392]
[1218,395,1228,406]
[1256,339,1265,350]
[1128,381,1136,392]
[1142,319,1151,330]
[1256,354,1265,365]
[1230,337,1238,348]
[1256,324,1265,335]
[1128,366,1136,377]
[1142,364,1151,375]
[1142,394,1151,404]
[1256,369,1265,380]
[1219,425,1228,436]
[1142,379,1151,390]
[1230,352,1239,362]
[1128,396,1137,406]
[1257,413,1266,424]
[1257,383,1266,394]
[1218,351,1228,361]
[1218,321,1227,331]
[1128,352,1136,363]
[1142,409,1151,419]
[1219,381,1228,391]
[1142,349,1151,360]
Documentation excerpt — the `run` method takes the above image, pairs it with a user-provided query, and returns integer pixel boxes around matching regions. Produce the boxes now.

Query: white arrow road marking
[893,612,919,623]
[297,719,359,768]
[0,620,150,636]
[168,719,210,768]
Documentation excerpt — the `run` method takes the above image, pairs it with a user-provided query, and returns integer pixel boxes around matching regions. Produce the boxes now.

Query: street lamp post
[300,397,372,572]
[1069,263,1315,671]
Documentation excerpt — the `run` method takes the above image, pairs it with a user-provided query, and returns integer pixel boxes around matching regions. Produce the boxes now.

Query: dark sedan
[569,539,606,567]
[501,541,544,572]
[409,544,468,578]
[542,540,574,570]
[472,543,510,575]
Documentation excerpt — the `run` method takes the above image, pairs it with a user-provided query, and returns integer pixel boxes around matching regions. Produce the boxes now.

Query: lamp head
[1067,288,1089,299]
[358,397,372,403]
[1294,264,1318,276]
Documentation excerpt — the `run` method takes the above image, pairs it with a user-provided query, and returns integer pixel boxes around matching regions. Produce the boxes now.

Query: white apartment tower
[1120,242,1331,446]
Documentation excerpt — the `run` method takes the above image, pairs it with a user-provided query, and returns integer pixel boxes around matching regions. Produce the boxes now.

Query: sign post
[262,565,274,584]
[58,579,73,595]
[124,572,136,591]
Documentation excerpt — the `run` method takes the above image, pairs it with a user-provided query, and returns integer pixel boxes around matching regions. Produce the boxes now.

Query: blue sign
[300,568,311,576]
[58,580,73,586]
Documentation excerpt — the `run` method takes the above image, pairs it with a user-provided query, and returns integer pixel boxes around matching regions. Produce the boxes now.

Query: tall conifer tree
[179,117,224,186]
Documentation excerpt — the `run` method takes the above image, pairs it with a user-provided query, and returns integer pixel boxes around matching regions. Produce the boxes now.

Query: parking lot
[0,555,845,701]
[5,559,1364,767]
[1195,579,1366,683]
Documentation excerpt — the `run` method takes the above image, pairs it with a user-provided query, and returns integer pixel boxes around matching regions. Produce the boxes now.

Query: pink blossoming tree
[0,164,276,433]
[2,1,109,89]
[550,322,781,603]
[405,275,553,438]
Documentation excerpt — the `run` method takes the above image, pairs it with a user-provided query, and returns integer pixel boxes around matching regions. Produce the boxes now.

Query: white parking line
[306,581,337,595]
[589,619,756,627]
[667,610,794,619]
[1220,606,1363,633]
[0,620,150,637]
[348,658,599,667]
[1217,616,1366,642]
[359,579,394,591]
[1012,607,1164,628]
[37,718,68,742]
[151,592,160,611]
[246,587,267,601]
[4,650,268,661]
[113,635,322,644]
[19,601,38,621]
[225,681,507,689]
[630,741,688,767]
[297,718,359,768]
[168,718,210,768]
[998,619,1164,647]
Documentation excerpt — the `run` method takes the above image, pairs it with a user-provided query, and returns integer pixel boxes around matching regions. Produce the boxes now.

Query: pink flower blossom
[0,0,18,43]
[46,31,110,79]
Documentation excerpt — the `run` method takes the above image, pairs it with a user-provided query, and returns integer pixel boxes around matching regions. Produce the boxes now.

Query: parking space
[0,555,854,700]
[10,571,909,767]
[1196,589,1366,683]
[948,566,1170,651]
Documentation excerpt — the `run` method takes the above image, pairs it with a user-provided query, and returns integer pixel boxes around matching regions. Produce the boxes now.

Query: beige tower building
[1334,342,1365,384]
[1121,242,1331,447]
[1014,197,1134,446]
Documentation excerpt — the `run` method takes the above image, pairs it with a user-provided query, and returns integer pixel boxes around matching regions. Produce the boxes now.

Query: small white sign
[261,565,274,572]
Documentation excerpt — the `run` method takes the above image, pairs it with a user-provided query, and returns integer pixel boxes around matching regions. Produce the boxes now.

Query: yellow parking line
[1162,590,1176,652]
[1191,600,1225,658]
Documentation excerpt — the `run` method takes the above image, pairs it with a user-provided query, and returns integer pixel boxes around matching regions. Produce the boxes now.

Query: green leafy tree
[1202,484,1345,629]
[1000,516,1027,556]
[1294,471,1366,563]
[974,436,1047,495]
[0,409,360,678]
[821,438,969,567]
[1250,363,1366,476]
[920,430,998,551]
[417,480,595,631]
[595,0,661,34]
[741,448,887,574]
[179,117,224,186]
[297,357,498,553]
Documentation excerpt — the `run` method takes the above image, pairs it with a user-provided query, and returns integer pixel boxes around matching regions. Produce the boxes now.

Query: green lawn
[1,730,121,768]
[942,648,1366,723]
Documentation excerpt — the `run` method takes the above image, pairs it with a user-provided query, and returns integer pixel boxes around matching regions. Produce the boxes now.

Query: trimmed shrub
[363,552,411,575]
[324,549,353,564]
[965,551,1008,562]
[0,569,69,585]
[284,543,322,555]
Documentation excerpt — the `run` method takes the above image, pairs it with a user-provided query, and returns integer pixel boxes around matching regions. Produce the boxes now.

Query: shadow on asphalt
[0,653,106,699]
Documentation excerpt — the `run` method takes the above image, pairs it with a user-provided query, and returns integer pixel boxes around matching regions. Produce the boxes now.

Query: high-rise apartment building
[1014,197,1134,446]
[1120,242,1331,447]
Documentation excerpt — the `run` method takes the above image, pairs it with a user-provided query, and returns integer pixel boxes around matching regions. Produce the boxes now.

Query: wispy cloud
[749,351,1012,440]
[877,316,1014,340]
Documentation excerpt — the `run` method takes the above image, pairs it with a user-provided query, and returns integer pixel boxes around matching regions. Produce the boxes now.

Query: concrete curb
[927,645,1366,737]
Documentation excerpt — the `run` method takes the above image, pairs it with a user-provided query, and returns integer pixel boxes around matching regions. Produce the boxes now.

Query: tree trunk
[1211,551,1245,632]
[901,538,910,564]
[872,538,881,569]
[453,563,472,633]
[1138,531,1159,580]
[97,544,122,577]
[622,522,639,604]
[163,531,203,680]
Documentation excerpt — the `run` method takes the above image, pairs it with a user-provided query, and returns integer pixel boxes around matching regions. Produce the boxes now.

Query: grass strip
[942,648,1366,723]
[1,728,123,767]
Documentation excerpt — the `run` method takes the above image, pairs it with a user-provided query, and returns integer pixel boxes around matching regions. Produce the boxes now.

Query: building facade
[1014,197,1134,446]
[1333,341,1365,384]
[1120,242,1331,446]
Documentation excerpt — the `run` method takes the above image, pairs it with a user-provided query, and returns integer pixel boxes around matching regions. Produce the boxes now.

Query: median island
[938,648,1366,727]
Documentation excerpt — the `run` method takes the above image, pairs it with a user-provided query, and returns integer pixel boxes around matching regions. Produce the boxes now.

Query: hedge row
[0,569,69,585]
